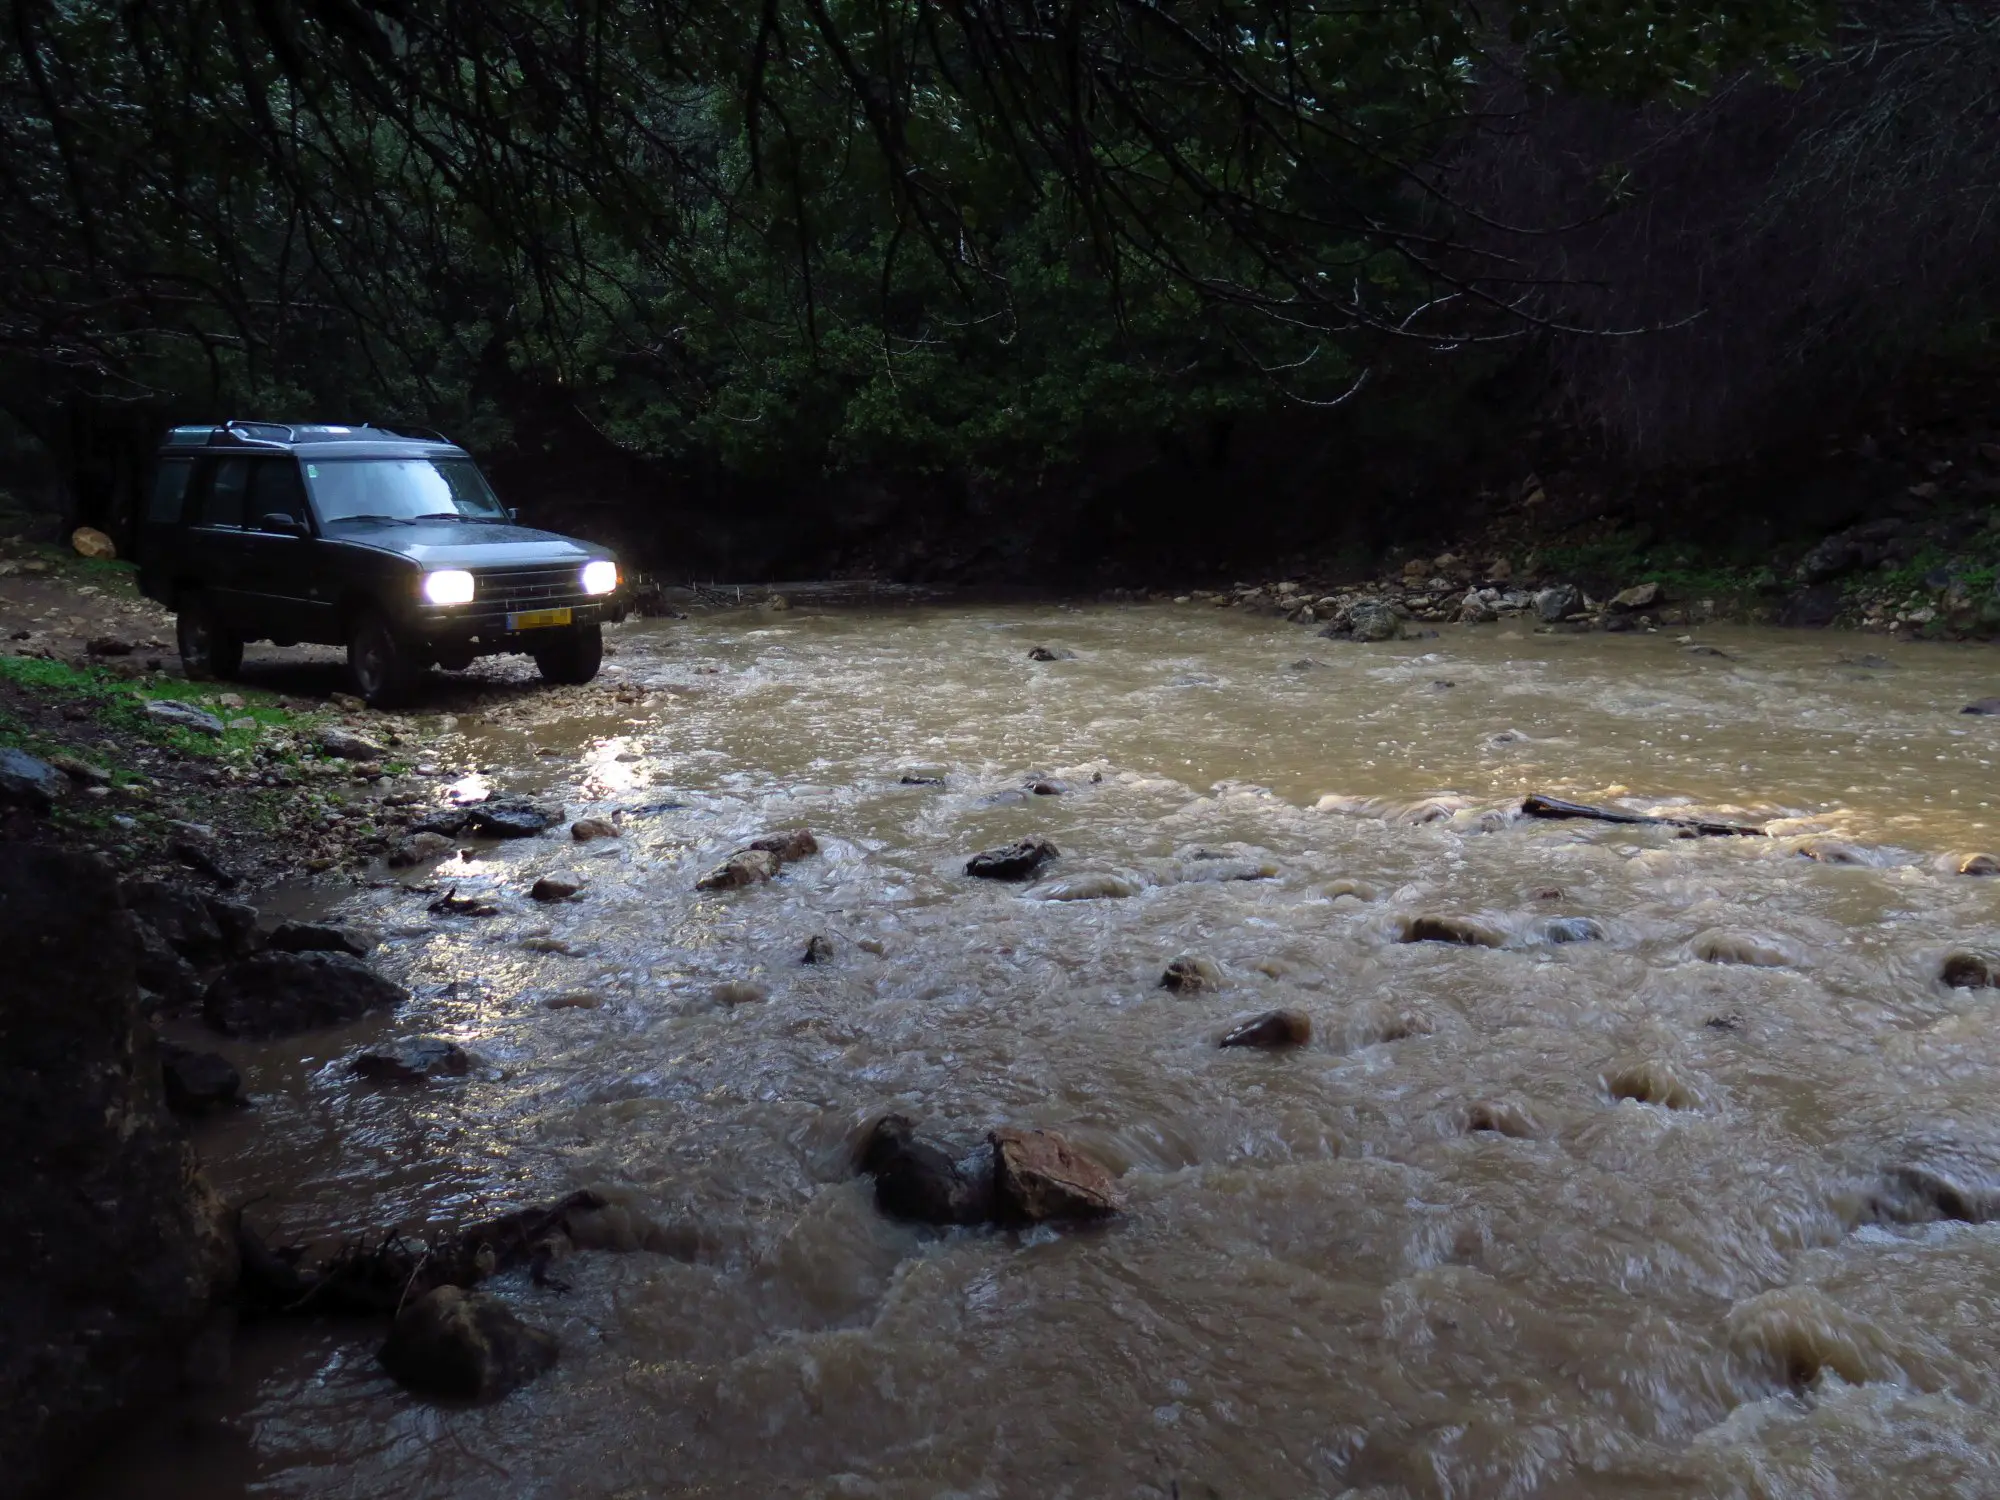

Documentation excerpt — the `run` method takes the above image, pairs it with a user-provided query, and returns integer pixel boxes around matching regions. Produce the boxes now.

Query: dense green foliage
[1,0,1833,498]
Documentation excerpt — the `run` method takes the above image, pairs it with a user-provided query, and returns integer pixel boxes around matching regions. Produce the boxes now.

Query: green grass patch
[0,655,318,757]
[1526,535,1771,601]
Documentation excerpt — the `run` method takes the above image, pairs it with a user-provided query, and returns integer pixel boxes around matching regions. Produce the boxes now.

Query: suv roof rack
[161,421,456,449]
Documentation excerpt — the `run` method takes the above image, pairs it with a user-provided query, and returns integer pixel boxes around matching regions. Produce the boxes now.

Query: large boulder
[378,1286,558,1401]
[1346,601,1402,642]
[0,846,236,1496]
[265,921,373,957]
[202,952,407,1038]
[121,881,225,962]
[965,837,1059,881]
[1535,584,1583,623]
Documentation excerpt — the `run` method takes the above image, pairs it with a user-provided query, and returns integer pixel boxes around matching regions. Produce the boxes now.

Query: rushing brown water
[82,605,2000,1499]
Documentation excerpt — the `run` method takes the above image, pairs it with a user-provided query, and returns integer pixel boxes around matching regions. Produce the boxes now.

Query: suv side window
[246,458,310,525]
[194,457,252,528]
[148,458,193,522]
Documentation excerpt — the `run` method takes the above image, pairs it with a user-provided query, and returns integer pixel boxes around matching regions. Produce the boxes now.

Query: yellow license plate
[507,606,572,630]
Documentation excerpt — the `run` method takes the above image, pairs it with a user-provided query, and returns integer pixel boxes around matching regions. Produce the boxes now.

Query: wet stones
[389,831,455,867]
[266,921,373,957]
[992,1127,1123,1224]
[709,980,769,1007]
[1870,1138,2000,1224]
[428,888,499,917]
[1541,917,1604,944]
[202,952,408,1038]
[1399,914,1506,948]
[1160,955,1223,993]
[1605,1060,1699,1110]
[1323,878,1378,903]
[465,802,558,838]
[1026,646,1076,661]
[1941,952,1998,989]
[857,1114,995,1226]
[1344,601,1401,642]
[1465,1100,1541,1138]
[1961,698,2000,715]
[1610,582,1661,612]
[158,1042,243,1114]
[965,836,1059,881]
[570,816,619,842]
[1954,852,2000,877]
[856,1117,1121,1227]
[1689,929,1796,967]
[543,990,605,1010]
[696,829,818,890]
[319,726,388,760]
[1220,1010,1311,1049]
[352,1037,470,1083]
[802,934,836,964]
[749,828,819,862]
[378,1286,558,1402]
[695,847,780,891]
[530,872,586,902]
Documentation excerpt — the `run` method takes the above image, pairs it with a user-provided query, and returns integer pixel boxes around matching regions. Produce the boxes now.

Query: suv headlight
[422,569,476,606]
[581,560,619,595]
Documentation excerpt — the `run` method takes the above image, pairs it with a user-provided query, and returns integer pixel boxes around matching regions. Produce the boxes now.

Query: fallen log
[1521,793,1765,838]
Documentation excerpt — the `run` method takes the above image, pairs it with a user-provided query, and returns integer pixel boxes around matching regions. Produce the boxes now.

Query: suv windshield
[304,457,507,523]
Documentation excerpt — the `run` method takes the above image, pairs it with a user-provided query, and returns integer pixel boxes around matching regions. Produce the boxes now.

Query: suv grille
[474,564,585,610]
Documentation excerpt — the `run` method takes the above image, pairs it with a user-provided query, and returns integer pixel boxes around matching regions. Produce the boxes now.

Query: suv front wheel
[347,605,422,708]
[533,623,602,685]
[177,593,243,681]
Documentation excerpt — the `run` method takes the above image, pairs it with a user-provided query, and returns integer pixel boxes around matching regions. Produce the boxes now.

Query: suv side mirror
[259,512,307,537]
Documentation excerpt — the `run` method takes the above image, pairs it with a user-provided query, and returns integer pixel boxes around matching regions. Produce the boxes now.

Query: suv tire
[534,623,602,685]
[177,593,244,680]
[347,605,422,708]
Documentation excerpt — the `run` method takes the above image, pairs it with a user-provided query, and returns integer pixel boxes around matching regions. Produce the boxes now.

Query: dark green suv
[140,422,626,705]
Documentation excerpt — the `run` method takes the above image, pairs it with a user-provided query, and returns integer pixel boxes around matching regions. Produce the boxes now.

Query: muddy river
[80,605,2000,1499]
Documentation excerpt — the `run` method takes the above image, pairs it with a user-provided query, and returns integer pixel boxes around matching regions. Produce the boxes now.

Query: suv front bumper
[408,594,627,650]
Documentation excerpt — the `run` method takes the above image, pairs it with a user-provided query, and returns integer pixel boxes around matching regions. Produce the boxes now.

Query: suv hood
[321,519,613,568]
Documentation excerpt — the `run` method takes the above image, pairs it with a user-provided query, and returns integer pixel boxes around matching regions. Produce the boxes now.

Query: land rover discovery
[140,422,626,706]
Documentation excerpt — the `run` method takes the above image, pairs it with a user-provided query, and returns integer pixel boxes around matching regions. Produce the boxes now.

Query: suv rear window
[148,459,192,522]
[193,457,252,527]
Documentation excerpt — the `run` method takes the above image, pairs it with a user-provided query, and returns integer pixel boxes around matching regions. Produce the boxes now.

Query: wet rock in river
[965,836,1058,881]
[1400,914,1506,948]
[1466,1100,1541,1138]
[378,1285,559,1402]
[1344,601,1402,642]
[571,816,618,842]
[266,920,373,957]
[857,1114,996,1226]
[749,828,819,862]
[1870,1138,2000,1224]
[389,830,455,867]
[802,933,836,964]
[1323,878,1378,903]
[1941,952,1997,989]
[1953,852,2000,876]
[709,980,769,1007]
[1160,954,1223,993]
[133,919,203,1011]
[695,847,781,891]
[1032,871,1145,901]
[1027,646,1076,661]
[1961,698,2000,715]
[428,888,499,917]
[159,1041,243,1114]
[319,726,388,760]
[1689,929,1796,967]
[466,801,558,838]
[531,872,586,901]
[992,1127,1122,1224]
[352,1037,470,1082]
[202,952,408,1038]
[900,774,946,787]
[1799,839,1871,866]
[544,990,605,1010]
[1542,916,1604,945]
[1220,1009,1311,1049]
[1605,1060,1699,1110]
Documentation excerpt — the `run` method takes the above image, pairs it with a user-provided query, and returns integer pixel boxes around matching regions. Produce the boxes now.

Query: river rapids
[83,604,2000,1499]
